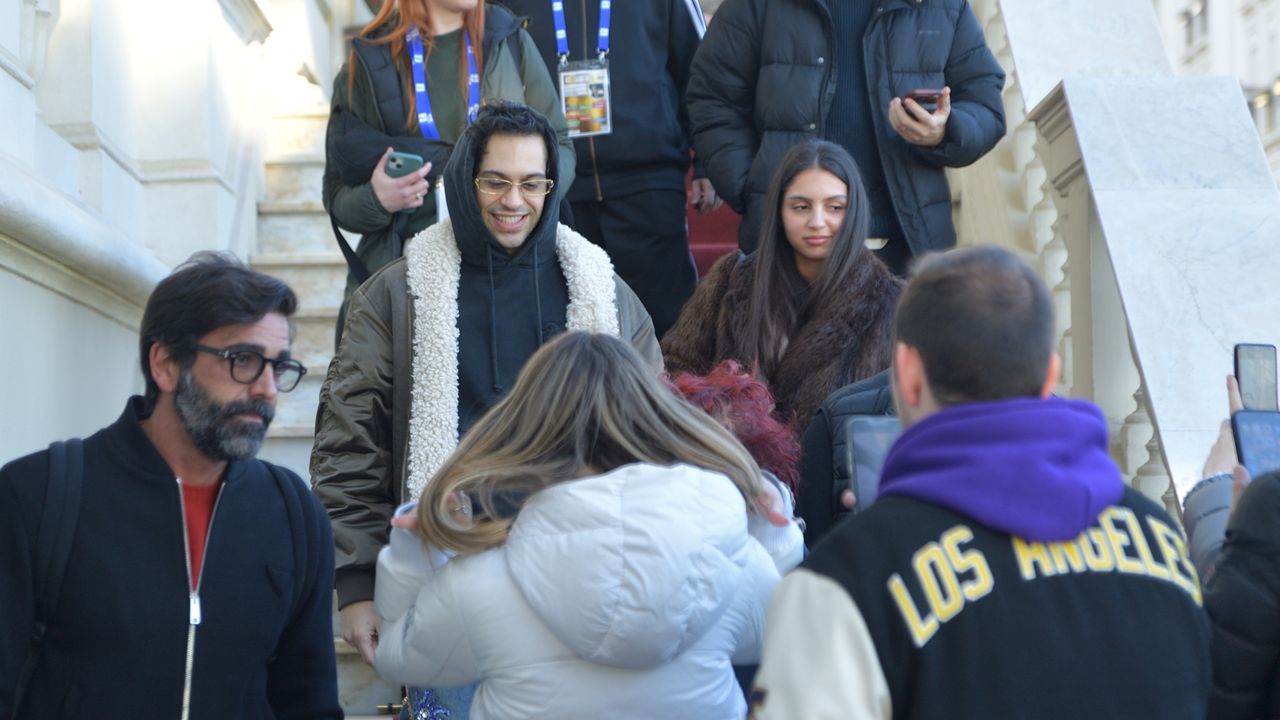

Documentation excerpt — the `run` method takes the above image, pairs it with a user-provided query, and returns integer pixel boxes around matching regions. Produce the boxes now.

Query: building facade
[1153,0,1280,178]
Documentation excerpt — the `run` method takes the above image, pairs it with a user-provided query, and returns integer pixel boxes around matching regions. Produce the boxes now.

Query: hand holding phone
[889,87,950,147]
[371,147,432,214]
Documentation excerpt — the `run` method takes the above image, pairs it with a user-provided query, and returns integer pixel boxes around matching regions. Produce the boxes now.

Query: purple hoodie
[877,397,1125,542]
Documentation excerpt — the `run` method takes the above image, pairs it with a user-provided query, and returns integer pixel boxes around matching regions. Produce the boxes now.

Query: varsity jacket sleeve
[909,2,1006,169]
[685,0,761,212]
[1204,474,1280,720]
[514,27,578,194]
[749,569,892,720]
[668,0,708,178]
[311,274,399,608]
[660,250,737,375]
[267,482,343,719]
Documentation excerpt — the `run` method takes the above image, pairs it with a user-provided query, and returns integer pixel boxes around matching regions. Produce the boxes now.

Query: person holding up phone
[1182,366,1280,718]
[323,0,576,342]
[687,0,1005,274]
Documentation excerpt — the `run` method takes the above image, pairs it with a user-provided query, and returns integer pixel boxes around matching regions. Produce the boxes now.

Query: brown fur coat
[662,250,902,433]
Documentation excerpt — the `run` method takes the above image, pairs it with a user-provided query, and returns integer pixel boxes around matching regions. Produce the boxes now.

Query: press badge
[559,59,613,138]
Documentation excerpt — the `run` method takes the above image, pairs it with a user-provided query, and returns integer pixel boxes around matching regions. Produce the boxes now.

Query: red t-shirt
[181,481,221,590]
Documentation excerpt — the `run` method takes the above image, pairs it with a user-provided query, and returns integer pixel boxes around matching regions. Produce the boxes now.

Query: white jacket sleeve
[748,473,805,573]
[749,569,892,720]
[729,541,781,665]
[373,540,481,689]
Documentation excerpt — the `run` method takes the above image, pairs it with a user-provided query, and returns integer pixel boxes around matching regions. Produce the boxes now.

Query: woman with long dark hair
[662,139,901,432]
[323,0,574,334]
[373,332,801,718]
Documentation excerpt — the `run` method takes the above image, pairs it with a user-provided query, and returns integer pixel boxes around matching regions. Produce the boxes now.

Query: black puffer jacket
[797,370,894,547]
[1204,471,1280,719]
[495,0,707,201]
[687,0,1005,252]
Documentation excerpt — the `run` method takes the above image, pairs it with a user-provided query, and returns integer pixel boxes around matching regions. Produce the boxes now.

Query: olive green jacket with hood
[311,115,660,608]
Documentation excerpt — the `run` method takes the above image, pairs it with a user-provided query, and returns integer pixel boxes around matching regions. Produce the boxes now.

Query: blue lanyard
[551,0,611,64]
[407,27,481,141]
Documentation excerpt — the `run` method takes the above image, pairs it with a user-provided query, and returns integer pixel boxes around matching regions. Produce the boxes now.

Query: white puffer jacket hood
[504,463,751,669]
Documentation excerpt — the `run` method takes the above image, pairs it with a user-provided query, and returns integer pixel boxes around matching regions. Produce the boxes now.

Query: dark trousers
[571,189,698,340]
[872,236,914,277]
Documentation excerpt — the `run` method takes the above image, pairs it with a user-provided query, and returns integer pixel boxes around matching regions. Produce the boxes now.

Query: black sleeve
[797,408,839,549]
[267,475,343,719]
[685,0,761,212]
[0,457,40,717]
[1204,474,1280,719]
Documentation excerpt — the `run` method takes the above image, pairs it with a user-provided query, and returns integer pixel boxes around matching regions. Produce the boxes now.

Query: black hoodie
[442,113,570,434]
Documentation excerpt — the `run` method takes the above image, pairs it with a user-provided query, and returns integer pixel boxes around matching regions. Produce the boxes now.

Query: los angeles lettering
[888,511,1201,649]
[1011,507,1201,604]
[888,526,994,648]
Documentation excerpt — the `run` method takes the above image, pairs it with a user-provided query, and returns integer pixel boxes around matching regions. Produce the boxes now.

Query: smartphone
[1235,343,1278,411]
[386,151,425,179]
[904,88,944,115]
[1233,410,1280,477]
[842,415,903,514]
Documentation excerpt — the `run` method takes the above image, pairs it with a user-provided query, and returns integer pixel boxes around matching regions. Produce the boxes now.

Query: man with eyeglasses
[0,253,341,719]
[311,102,661,699]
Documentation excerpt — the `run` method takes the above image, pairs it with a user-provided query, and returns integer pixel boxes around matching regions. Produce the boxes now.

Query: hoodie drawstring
[487,251,502,394]
[534,246,545,344]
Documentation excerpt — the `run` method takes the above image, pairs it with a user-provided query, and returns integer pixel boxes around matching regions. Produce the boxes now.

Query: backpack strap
[13,439,84,719]
[265,463,310,620]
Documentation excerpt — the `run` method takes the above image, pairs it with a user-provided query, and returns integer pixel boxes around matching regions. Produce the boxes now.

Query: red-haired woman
[323,0,575,335]
[671,360,801,492]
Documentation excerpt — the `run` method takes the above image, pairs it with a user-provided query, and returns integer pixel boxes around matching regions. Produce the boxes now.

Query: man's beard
[173,369,275,461]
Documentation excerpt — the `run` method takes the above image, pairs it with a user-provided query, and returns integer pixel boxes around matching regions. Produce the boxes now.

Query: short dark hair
[466,101,558,181]
[139,251,298,410]
[894,246,1054,406]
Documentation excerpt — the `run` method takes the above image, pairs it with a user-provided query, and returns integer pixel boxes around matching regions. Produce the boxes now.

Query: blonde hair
[418,332,766,554]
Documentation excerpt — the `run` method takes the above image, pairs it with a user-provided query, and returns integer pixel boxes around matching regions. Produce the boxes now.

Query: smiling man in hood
[311,102,661,674]
[749,246,1210,719]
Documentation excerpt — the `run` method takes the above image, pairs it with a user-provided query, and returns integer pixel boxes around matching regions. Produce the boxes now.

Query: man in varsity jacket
[749,246,1210,719]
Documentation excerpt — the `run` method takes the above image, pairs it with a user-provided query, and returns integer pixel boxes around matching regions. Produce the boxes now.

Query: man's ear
[150,342,181,395]
[893,342,925,409]
[1039,352,1062,398]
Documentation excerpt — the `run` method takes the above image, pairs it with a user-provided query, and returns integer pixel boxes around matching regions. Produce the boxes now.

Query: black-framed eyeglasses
[194,344,307,392]
[474,176,555,197]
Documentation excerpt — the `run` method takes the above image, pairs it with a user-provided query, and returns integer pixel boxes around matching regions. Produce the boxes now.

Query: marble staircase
[252,104,401,718]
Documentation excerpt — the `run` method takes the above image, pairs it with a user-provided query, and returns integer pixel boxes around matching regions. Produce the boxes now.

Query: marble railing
[947,0,1280,519]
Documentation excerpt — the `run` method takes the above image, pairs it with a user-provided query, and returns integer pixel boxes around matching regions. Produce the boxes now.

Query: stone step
[252,252,348,312]
[268,110,329,160]
[270,371,326,431]
[290,306,340,368]
[334,636,402,717]
[258,204,341,256]
[264,155,326,207]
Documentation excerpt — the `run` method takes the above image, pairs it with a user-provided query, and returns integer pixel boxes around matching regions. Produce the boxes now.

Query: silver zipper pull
[189,593,202,625]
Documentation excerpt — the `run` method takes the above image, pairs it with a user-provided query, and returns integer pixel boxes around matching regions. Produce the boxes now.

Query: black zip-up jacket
[687,0,1005,252]
[494,0,707,201]
[0,398,340,719]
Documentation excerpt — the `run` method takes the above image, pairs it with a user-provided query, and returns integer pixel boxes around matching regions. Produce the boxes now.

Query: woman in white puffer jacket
[374,332,804,720]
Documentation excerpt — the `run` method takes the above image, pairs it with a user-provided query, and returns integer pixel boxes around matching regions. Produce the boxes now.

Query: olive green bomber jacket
[310,226,661,608]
